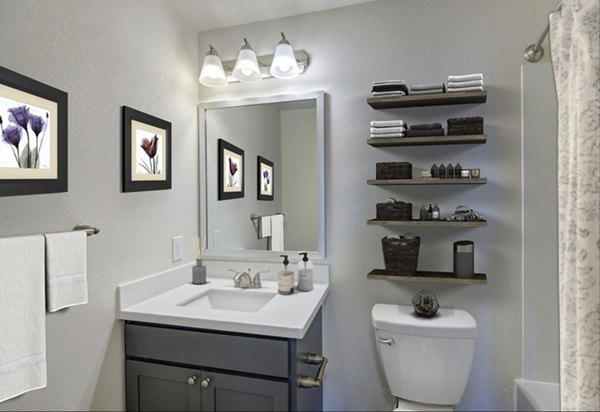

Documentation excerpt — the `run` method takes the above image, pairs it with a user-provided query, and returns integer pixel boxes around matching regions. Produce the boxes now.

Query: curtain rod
[523,1,563,62]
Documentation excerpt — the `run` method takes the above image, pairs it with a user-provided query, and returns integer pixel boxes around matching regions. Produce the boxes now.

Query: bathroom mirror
[199,91,325,261]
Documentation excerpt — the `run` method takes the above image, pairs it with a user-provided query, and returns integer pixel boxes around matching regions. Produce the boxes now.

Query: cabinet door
[126,360,201,412]
[201,371,288,412]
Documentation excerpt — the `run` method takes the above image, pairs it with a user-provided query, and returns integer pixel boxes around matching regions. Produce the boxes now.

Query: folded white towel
[370,132,405,138]
[372,80,408,86]
[269,214,285,252]
[410,82,445,91]
[370,126,407,134]
[447,80,483,88]
[447,86,484,93]
[0,235,47,403]
[370,120,406,127]
[45,231,88,312]
[370,91,407,97]
[448,73,483,82]
[410,89,445,95]
[258,216,271,238]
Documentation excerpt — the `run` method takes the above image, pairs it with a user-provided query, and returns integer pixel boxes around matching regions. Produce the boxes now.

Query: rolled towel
[371,126,407,134]
[370,132,406,138]
[447,73,483,82]
[447,86,484,93]
[447,80,483,88]
[410,123,443,130]
[410,82,446,91]
[370,120,407,127]
[406,128,445,137]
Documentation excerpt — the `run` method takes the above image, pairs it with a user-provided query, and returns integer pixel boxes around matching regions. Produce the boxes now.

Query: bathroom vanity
[118,263,329,412]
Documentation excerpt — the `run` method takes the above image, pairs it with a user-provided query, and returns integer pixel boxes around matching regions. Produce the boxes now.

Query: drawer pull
[201,378,210,389]
[298,353,328,389]
[187,376,197,386]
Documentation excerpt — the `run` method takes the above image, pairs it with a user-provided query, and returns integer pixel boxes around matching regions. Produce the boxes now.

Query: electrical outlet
[172,236,183,261]
[213,230,221,250]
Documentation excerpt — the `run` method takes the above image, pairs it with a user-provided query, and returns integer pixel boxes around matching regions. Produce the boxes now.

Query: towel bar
[72,224,100,237]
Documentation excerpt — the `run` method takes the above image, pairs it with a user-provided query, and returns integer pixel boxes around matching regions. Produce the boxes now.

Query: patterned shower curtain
[549,1,600,411]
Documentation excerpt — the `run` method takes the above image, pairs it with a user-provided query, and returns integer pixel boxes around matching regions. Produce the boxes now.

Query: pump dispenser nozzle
[280,254,289,267]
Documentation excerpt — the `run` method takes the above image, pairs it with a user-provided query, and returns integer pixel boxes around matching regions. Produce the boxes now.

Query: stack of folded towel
[370,120,408,138]
[447,73,484,93]
[409,82,446,95]
[447,116,484,135]
[371,80,410,97]
[406,123,445,137]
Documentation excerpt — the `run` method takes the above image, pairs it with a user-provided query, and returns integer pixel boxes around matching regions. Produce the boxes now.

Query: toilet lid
[372,304,477,338]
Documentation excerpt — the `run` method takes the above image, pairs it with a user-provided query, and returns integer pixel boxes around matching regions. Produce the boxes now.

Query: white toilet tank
[371,304,477,406]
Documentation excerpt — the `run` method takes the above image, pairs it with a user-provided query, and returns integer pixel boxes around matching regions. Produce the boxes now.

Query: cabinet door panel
[201,371,288,412]
[126,360,201,412]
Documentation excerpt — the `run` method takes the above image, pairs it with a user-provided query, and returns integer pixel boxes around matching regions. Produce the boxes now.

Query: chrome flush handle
[376,337,395,346]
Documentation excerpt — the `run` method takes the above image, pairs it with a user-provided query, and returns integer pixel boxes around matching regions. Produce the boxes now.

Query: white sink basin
[178,289,277,312]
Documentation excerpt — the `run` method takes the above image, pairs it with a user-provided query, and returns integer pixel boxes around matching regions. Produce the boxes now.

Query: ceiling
[166,0,374,32]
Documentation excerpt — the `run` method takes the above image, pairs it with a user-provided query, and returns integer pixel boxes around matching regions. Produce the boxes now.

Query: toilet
[371,304,477,411]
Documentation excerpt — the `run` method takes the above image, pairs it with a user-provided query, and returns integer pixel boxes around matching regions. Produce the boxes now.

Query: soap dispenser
[278,255,294,295]
[297,252,314,292]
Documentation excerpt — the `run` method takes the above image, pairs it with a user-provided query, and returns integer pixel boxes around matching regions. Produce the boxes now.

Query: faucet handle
[228,269,242,286]
[252,270,269,289]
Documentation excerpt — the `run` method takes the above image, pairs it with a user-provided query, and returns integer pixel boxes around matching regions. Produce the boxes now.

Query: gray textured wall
[197,1,556,410]
[0,0,198,410]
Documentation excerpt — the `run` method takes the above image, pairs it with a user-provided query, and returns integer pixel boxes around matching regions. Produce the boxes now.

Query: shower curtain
[549,1,600,411]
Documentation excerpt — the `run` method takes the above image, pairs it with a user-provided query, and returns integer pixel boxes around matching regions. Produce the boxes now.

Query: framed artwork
[218,138,244,200]
[0,65,68,196]
[122,106,171,192]
[257,156,273,201]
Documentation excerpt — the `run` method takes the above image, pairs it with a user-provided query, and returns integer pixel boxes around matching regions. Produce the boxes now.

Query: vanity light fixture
[232,38,262,83]
[199,45,228,87]
[270,33,300,79]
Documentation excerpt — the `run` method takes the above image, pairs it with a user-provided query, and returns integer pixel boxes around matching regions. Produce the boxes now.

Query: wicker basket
[447,117,484,135]
[376,201,412,220]
[376,162,412,180]
[382,235,420,276]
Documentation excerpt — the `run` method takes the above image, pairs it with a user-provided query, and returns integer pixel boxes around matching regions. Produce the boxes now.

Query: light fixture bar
[221,50,308,83]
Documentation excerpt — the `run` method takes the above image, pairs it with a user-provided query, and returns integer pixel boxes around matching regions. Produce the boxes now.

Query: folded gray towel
[447,80,483,88]
[410,89,445,95]
[410,82,445,91]
[406,128,445,137]
[447,86,484,93]
[448,73,483,82]
[411,123,443,130]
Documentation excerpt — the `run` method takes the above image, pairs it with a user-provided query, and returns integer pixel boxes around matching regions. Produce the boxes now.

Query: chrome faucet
[229,268,269,289]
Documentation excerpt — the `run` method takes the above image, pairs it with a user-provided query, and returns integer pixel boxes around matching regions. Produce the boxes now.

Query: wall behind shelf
[197,0,557,411]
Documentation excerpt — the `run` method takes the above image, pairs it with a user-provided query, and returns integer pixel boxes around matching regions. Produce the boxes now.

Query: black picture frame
[122,106,171,192]
[0,65,68,197]
[257,155,274,201]
[218,138,244,200]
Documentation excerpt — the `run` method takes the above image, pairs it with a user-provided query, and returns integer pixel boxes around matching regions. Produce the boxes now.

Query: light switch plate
[172,236,183,261]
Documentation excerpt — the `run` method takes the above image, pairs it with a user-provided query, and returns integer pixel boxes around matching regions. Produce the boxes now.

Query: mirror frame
[199,90,325,262]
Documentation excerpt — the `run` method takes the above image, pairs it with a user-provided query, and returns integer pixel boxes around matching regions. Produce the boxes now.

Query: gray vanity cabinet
[125,309,323,412]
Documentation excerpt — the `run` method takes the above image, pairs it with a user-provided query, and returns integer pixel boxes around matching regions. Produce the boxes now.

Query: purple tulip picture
[138,134,161,174]
[257,156,273,201]
[227,156,240,188]
[0,101,50,169]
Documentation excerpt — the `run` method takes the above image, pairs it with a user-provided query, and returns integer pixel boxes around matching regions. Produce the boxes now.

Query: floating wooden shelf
[367,134,487,147]
[367,91,487,109]
[367,178,487,185]
[367,219,486,227]
[367,269,487,284]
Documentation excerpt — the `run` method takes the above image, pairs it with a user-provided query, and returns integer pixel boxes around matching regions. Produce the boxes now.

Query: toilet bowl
[372,304,477,411]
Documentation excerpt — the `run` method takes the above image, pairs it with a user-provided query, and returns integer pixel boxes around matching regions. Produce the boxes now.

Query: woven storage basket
[381,235,420,276]
[447,117,484,135]
[376,162,412,179]
[376,201,412,220]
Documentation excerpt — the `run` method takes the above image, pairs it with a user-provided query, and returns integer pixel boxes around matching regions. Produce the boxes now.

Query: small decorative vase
[411,290,440,318]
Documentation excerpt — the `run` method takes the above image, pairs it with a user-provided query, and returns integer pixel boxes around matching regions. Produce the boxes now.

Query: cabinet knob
[187,376,197,386]
[201,378,210,389]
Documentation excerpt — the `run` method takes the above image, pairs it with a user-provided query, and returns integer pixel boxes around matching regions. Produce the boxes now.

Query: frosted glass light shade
[270,43,300,79]
[199,54,227,87]
[233,48,261,83]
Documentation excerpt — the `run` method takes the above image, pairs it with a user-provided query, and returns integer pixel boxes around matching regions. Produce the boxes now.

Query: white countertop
[117,262,329,339]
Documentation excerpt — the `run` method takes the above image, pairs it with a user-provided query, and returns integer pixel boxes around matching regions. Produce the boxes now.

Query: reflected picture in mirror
[257,156,274,201]
[218,138,244,200]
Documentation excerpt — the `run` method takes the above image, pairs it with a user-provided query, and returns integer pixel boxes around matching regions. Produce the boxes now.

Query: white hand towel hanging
[0,235,47,403]
[259,216,272,238]
[45,231,88,312]
[270,214,285,251]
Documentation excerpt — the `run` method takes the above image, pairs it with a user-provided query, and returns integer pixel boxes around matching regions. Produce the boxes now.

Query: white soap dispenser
[297,252,314,292]
[278,255,294,295]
